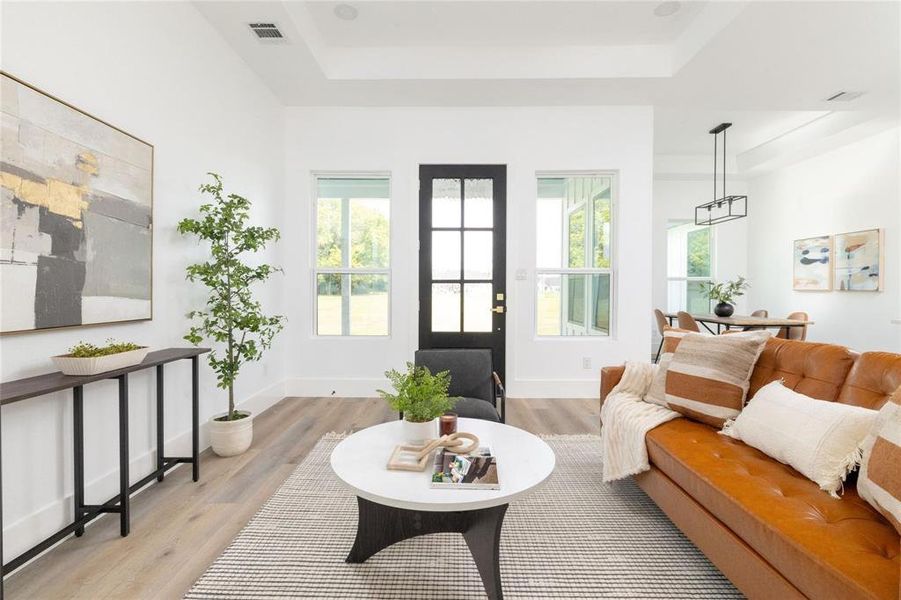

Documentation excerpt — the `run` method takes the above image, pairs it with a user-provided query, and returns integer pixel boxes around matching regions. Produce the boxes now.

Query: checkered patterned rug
[186,433,742,599]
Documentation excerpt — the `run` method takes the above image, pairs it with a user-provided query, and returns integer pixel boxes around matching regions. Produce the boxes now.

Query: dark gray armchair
[412,349,505,423]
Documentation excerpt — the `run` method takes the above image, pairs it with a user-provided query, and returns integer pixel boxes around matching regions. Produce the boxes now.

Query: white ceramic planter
[209,411,254,457]
[52,347,150,376]
[402,417,438,444]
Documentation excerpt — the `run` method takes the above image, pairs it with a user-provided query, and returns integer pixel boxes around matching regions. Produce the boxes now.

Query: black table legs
[347,497,508,600]
[156,365,164,483]
[117,374,130,537]
[73,386,85,537]
[192,356,199,483]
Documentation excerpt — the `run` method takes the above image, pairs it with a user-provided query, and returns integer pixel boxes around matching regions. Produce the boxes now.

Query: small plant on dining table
[378,362,458,423]
[702,276,750,305]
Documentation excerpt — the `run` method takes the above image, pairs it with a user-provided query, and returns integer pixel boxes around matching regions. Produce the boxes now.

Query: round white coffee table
[331,418,555,600]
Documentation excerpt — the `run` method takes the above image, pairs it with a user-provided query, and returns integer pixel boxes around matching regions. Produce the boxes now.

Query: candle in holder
[439,413,458,436]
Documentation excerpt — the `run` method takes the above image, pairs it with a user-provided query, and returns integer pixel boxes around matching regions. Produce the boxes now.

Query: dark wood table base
[347,496,508,600]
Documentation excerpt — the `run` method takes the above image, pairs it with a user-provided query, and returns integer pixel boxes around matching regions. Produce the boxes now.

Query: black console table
[0,347,210,598]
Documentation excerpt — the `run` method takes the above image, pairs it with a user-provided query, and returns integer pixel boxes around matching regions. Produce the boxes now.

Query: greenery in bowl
[378,362,458,423]
[67,340,143,358]
[702,276,750,305]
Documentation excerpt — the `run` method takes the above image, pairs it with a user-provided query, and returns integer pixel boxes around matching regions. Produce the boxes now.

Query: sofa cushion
[664,330,770,427]
[748,337,857,401]
[646,327,694,406]
[859,387,901,533]
[838,352,901,410]
[646,418,900,600]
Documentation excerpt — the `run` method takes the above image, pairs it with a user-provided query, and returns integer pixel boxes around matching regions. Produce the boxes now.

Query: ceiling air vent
[249,23,284,40]
[825,91,864,102]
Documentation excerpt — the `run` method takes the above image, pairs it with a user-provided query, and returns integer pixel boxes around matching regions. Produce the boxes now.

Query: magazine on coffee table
[430,446,499,490]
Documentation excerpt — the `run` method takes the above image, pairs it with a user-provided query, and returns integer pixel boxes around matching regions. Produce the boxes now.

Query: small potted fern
[378,362,458,443]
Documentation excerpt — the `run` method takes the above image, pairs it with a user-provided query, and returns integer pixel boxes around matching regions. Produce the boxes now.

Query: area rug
[186,434,742,599]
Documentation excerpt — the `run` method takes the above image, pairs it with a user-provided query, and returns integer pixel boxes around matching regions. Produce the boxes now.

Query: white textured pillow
[721,381,878,496]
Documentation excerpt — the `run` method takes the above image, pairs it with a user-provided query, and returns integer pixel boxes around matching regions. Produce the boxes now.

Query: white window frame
[311,172,392,338]
[535,171,617,338]
[665,220,716,313]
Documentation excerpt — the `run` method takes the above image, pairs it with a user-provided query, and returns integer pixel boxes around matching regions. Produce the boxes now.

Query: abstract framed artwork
[833,228,883,291]
[1,73,153,333]
[792,235,832,291]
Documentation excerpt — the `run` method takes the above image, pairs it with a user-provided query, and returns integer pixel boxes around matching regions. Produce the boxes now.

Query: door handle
[491,306,506,314]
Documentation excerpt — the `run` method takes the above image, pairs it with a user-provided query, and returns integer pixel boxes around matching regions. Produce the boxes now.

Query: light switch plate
[515,269,527,281]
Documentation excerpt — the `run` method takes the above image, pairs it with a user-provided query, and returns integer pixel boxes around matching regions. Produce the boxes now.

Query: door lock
[491,306,506,314]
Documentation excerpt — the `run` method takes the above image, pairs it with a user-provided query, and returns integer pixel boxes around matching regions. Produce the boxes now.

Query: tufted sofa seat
[646,418,899,600]
[600,338,901,599]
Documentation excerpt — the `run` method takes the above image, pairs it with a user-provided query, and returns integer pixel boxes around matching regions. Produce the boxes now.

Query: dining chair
[742,309,769,331]
[777,311,809,341]
[653,309,668,362]
[676,311,701,333]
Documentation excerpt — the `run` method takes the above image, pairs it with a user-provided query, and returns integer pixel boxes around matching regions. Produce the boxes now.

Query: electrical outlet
[582,357,592,369]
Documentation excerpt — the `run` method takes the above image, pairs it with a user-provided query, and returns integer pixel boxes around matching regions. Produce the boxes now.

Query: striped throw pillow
[858,387,901,533]
[645,327,694,407]
[665,331,771,427]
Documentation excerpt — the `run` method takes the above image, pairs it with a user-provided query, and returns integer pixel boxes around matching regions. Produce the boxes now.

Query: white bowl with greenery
[378,362,458,444]
[52,341,149,376]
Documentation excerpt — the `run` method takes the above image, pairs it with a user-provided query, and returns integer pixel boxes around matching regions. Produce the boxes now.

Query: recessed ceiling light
[654,1,682,17]
[334,3,359,21]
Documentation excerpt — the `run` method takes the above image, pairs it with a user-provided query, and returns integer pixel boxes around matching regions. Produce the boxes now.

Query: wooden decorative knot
[387,432,481,472]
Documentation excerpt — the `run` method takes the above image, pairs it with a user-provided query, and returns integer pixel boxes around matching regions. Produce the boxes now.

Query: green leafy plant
[702,276,750,305]
[68,340,142,358]
[377,362,458,423]
[178,173,286,422]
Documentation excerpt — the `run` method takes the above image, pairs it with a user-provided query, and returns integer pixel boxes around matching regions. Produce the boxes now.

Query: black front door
[418,165,507,383]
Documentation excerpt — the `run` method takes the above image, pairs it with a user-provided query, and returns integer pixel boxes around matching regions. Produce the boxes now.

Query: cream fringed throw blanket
[600,362,679,482]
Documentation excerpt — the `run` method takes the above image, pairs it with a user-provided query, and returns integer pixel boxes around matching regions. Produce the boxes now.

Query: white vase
[402,417,438,444]
[209,411,253,457]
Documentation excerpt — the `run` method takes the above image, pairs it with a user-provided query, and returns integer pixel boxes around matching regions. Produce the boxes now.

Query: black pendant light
[695,123,747,225]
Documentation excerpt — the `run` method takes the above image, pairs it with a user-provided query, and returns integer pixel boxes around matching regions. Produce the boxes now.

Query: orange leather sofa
[600,337,901,600]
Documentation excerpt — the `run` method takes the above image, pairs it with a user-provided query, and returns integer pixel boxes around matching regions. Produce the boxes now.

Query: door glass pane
[536,274,561,335]
[316,198,343,268]
[316,273,343,335]
[463,283,492,332]
[350,198,390,268]
[463,231,492,280]
[432,231,461,279]
[350,274,389,336]
[431,283,460,332]
[432,179,461,228]
[464,179,493,228]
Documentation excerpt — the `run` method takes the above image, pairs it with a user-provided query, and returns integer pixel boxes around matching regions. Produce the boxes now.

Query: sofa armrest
[599,365,626,408]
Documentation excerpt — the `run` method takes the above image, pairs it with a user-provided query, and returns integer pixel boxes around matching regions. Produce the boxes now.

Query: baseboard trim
[2,377,287,571]
[286,376,602,399]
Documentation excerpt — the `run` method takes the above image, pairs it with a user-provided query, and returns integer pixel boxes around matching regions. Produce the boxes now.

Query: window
[314,176,390,336]
[666,221,714,313]
[536,174,614,336]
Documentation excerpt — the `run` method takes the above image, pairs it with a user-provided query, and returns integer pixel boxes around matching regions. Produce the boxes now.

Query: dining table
[664,312,814,335]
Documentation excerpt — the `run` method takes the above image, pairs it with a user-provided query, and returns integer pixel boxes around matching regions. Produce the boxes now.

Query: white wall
[651,178,749,347]
[0,2,286,561]
[284,106,654,398]
[746,127,900,352]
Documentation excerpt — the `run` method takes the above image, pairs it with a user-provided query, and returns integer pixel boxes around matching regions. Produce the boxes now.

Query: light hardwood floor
[6,397,599,600]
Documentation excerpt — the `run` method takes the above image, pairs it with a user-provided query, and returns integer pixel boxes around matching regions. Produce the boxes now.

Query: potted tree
[378,362,458,443]
[703,276,751,317]
[178,173,285,457]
